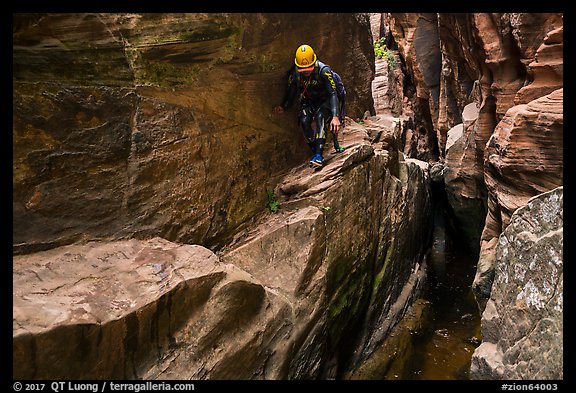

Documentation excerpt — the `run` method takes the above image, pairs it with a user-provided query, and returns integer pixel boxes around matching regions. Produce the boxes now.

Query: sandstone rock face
[371,40,404,118]
[472,13,562,120]
[443,103,487,254]
[13,13,375,255]
[375,14,563,380]
[13,119,434,379]
[372,59,392,115]
[435,14,481,152]
[473,89,563,304]
[383,13,563,307]
[515,25,563,105]
[368,14,405,119]
[13,238,291,379]
[384,12,561,178]
[370,13,386,41]
[387,12,562,157]
[223,119,433,379]
[470,187,563,380]
[386,13,439,162]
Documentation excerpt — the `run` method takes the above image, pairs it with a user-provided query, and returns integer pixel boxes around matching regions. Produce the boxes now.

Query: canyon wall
[13,12,564,380]
[13,13,375,255]
[470,187,563,379]
[384,12,562,302]
[382,12,563,380]
[13,13,434,379]
[14,119,434,379]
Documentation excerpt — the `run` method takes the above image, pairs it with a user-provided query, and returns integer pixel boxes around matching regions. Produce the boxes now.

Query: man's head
[295,44,317,73]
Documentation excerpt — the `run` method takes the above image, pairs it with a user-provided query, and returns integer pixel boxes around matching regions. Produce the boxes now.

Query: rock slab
[470,186,563,380]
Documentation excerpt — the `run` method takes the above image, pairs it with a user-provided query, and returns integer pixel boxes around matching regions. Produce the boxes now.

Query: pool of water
[410,249,481,380]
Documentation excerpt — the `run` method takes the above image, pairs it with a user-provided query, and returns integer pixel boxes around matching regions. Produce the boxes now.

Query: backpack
[319,63,346,126]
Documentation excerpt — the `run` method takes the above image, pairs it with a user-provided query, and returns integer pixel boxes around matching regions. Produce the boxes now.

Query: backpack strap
[316,61,328,76]
[317,62,346,124]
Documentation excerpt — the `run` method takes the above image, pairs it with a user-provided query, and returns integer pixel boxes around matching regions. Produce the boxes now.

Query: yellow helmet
[294,44,317,71]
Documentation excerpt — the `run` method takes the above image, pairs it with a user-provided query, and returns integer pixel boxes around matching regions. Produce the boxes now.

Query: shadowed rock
[13,118,434,380]
[13,13,375,255]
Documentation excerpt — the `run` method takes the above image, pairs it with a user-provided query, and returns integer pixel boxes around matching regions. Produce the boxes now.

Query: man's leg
[298,107,316,153]
[312,108,329,165]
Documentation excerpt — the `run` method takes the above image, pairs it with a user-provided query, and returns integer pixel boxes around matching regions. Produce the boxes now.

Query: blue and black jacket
[280,61,340,119]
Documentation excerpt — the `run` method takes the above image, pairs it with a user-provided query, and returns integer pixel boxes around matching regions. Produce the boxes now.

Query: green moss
[327,256,366,320]
[329,276,365,324]
[372,238,395,295]
[125,22,243,88]
[329,257,350,289]
[329,290,348,319]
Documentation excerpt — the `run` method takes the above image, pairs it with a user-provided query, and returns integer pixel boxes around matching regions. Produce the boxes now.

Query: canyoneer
[273,44,345,168]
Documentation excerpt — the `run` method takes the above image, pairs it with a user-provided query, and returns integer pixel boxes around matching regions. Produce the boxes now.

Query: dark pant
[298,102,331,157]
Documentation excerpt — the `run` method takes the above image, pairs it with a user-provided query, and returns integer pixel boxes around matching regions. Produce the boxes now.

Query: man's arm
[320,66,340,118]
[320,66,341,133]
[275,69,298,113]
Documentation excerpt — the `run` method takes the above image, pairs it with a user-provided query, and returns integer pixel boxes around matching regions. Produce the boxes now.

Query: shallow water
[410,249,481,380]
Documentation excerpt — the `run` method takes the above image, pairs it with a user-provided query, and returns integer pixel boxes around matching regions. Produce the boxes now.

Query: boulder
[470,187,563,379]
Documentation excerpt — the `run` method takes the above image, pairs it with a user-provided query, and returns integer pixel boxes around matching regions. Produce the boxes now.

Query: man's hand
[273,105,284,114]
[330,117,341,134]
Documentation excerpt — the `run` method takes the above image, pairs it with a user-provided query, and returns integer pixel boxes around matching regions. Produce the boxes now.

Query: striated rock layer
[443,102,487,255]
[470,187,563,380]
[474,89,563,306]
[14,119,434,379]
[384,13,562,259]
[380,13,563,380]
[13,13,436,380]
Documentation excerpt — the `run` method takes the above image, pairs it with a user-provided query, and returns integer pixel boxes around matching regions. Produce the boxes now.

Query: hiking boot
[309,154,323,168]
[335,146,345,153]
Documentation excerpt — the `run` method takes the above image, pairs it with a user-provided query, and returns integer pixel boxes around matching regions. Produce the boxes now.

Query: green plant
[373,37,396,72]
[373,37,387,59]
[266,187,280,213]
[383,50,396,72]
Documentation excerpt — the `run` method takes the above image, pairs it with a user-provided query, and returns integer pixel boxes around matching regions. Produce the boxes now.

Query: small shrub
[374,37,387,59]
[266,187,280,213]
[374,37,396,72]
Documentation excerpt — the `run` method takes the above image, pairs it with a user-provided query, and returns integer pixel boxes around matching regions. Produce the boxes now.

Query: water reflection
[411,250,481,380]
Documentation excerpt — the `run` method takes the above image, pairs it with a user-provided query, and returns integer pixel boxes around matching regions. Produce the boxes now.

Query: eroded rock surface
[384,13,562,256]
[14,237,290,379]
